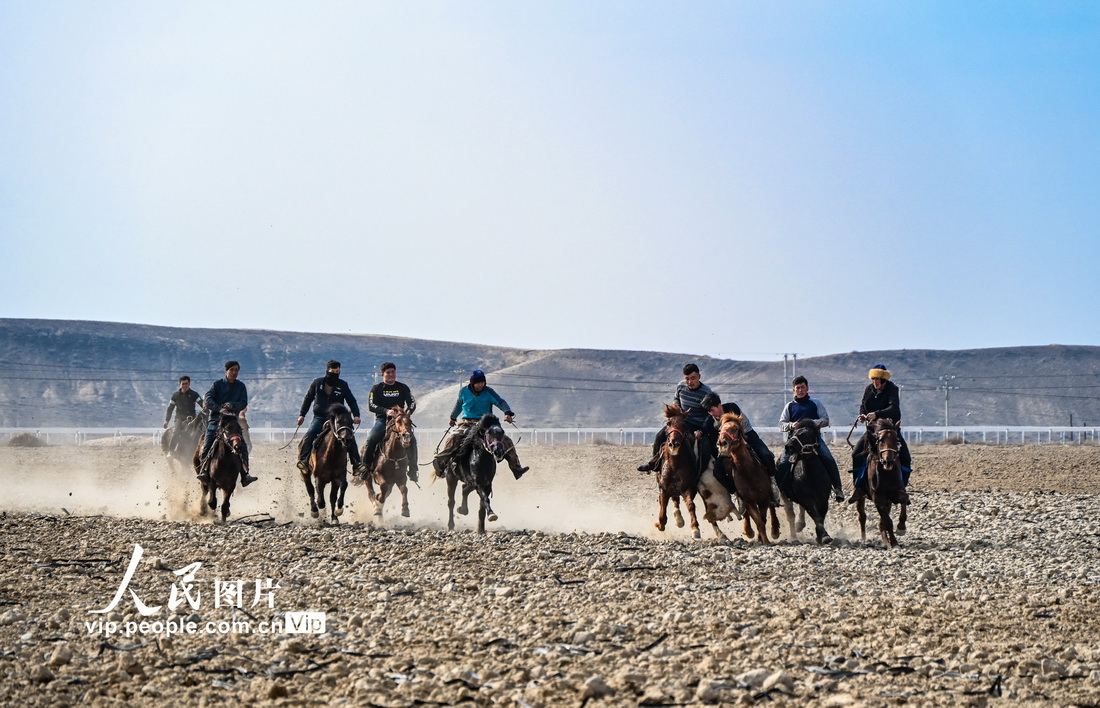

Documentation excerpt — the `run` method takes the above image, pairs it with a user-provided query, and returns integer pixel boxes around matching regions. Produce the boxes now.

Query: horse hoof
[820,535,832,545]
[334,507,343,517]
[401,508,410,518]
[692,529,701,540]
[674,516,685,528]
[654,522,665,531]
[457,506,469,516]
[487,513,498,522]
[310,510,319,519]
[896,527,907,536]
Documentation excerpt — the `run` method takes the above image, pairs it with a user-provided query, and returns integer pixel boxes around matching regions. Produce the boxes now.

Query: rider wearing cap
[848,364,912,504]
[432,370,529,479]
[295,360,368,477]
[197,360,257,487]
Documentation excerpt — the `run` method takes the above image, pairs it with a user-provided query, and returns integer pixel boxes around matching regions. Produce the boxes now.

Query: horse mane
[719,412,743,427]
[793,418,818,430]
[663,404,685,419]
[871,417,897,432]
[324,402,350,420]
[457,414,501,457]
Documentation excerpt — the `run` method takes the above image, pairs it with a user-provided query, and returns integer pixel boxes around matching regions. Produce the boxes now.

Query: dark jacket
[205,378,248,422]
[368,381,416,420]
[299,377,361,418]
[165,388,201,425]
[860,380,901,423]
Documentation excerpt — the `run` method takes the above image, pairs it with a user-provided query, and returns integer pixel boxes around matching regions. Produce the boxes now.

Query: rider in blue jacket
[197,361,257,487]
[432,370,529,479]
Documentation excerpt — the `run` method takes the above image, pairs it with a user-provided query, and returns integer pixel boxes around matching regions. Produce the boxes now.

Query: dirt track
[2,440,1099,706]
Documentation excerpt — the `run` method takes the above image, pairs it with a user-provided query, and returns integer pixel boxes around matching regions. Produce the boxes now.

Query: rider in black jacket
[849,364,912,503]
[295,360,368,475]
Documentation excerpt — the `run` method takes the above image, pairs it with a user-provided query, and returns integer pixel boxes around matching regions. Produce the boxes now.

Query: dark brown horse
[362,406,414,521]
[299,403,351,524]
[444,414,505,533]
[781,420,833,544]
[856,417,909,546]
[192,405,245,523]
[653,405,701,539]
[716,412,780,543]
[164,410,207,474]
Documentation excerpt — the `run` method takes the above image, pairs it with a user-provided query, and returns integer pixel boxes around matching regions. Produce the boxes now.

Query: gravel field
[2,439,1099,706]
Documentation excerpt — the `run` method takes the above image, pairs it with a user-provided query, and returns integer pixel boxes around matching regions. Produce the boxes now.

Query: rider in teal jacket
[433,370,529,480]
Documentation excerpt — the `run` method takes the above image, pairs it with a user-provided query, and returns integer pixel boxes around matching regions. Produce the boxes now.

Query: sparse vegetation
[8,433,46,448]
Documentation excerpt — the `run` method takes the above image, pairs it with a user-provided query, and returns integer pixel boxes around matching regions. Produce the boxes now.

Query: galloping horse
[716,412,781,543]
[856,417,908,547]
[164,411,207,474]
[192,404,245,523]
[444,414,505,534]
[696,461,742,541]
[299,403,351,524]
[653,405,701,539]
[781,420,833,544]
[362,406,414,521]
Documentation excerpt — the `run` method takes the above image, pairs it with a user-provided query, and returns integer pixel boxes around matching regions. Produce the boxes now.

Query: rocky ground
[1,439,1099,706]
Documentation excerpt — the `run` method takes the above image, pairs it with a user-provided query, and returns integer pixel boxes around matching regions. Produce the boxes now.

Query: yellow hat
[868,364,891,380]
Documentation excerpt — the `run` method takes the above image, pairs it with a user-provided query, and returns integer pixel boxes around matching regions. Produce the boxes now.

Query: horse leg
[446,477,458,531]
[877,498,897,547]
[220,487,231,523]
[316,479,327,512]
[197,480,209,516]
[812,502,831,544]
[302,474,319,519]
[742,512,755,540]
[897,502,908,536]
[458,484,473,516]
[398,479,410,518]
[797,506,807,533]
[783,498,798,542]
[655,491,669,532]
[329,479,341,524]
[748,505,769,544]
[683,490,701,540]
[671,497,685,528]
[857,498,868,543]
[481,486,498,524]
[372,482,387,519]
[334,477,347,518]
[768,505,780,540]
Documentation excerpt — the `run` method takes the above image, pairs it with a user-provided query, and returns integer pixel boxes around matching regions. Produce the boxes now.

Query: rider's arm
[299,380,318,418]
[403,384,417,416]
[487,387,514,416]
[165,396,176,426]
[368,383,386,417]
[343,381,361,419]
[813,399,830,429]
[778,402,793,433]
[449,390,464,423]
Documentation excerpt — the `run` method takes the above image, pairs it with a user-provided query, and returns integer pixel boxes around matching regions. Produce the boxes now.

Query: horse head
[662,405,690,456]
[387,406,414,449]
[871,418,900,471]
[326,403,355,451]
[217,409,245,456]
[785,419,820,460]
[478,414,507,462]
[715,412,744,458]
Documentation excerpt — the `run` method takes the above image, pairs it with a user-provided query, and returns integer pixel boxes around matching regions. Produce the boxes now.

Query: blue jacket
[205,378,248,421]
[450,385,513,421]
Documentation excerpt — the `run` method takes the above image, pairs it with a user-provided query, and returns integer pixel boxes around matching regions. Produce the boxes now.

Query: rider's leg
[345,431,368,476]
[363,419,387,472]
[297,416,325,472]
[747,431,777,476]
[432,426,463,477]
[239,438,257,486]
[503,433,529,479]
[638,427,667,472]
[900,436,912,484]
[848,435,868,504]
[197,424,217,482]
[817,438,845,501]
[407,436,420,483]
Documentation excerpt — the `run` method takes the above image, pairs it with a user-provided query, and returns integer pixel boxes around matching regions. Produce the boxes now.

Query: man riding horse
[849,364,912,505]
[197,361,257,487]
[432,370,529,480]
[162,375,203,457]
[700,392,779,502]
[295,360,369,477]
[778,376,844,502]
[637,363,712,474]
[362,361,419,482]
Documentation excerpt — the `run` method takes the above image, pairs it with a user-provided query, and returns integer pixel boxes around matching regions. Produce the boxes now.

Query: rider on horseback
[848,364,912,504]
[778,376,845,502]
[197,361,257,487]
[432,370,529,480]
[362,361,419,482]
[162,375,203,456]
[700,393,779,501]
[637,364,712,474]
[295,360,368,476]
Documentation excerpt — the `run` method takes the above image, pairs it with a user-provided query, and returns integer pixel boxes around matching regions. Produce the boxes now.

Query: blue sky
[2,1,1098,359]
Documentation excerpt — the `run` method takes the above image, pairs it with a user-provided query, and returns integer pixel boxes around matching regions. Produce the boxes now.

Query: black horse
[163,411,207,473]
[857,417,908,547]
[444,414,505,534]
[780,420,833,544]
[192,405,245,523]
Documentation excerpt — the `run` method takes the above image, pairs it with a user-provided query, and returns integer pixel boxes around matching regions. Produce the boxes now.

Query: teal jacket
[450,385,513,421]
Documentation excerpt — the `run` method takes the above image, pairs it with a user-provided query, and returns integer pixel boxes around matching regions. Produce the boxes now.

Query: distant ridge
[1,319,1097,429]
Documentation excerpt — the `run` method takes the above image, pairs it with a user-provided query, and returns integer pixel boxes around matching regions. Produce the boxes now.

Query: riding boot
[847,486,865,505]
[770,478,782,505]
[296,458,310,474]
[407,464,419,484]
[432,455,448,479]
[897,489,911,505]
[637,453,659,474]
[832,485,845,502]
[196,445,213,484]
[239,466,258,487]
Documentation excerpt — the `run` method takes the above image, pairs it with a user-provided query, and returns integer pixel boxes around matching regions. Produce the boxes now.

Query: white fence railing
[1,426,1098,446]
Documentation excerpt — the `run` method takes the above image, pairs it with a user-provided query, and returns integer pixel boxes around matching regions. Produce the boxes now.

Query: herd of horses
[162,402,910,546]
[654,405,909,547]
[162,403,509,533]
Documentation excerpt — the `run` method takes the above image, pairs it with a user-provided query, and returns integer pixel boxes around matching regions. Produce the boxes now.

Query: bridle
[790,426,819,459]
[482,426,506,461]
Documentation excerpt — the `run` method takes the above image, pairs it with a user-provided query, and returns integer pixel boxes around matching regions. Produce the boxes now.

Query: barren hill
[1,319,1097,429]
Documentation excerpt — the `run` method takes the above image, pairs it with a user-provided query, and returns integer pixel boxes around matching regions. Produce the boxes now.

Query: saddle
[312,420,334,451]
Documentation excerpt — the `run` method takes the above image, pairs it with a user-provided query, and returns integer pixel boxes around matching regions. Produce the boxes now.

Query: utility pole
[781,353,799,408]
[939,375,958,426]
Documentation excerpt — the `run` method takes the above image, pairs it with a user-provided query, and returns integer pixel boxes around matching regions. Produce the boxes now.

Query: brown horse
[856,417,909,547]
[362,406,414,521]
[298,403,351,524]
[716,412,781,543]
[192,405,245,523]
[653,405,701,539]
[164,410,207,474]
